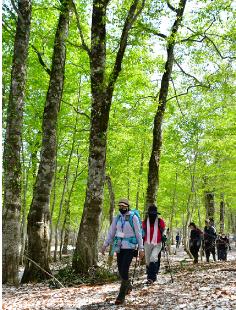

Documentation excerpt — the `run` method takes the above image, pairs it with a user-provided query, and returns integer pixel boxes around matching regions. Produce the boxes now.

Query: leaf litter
[2,247,236,309]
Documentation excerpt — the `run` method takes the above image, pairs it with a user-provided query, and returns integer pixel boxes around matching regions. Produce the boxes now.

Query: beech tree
[146,0,187,206]
[72,0,145,273]
[21,0,70,282]
[2,0,32,285]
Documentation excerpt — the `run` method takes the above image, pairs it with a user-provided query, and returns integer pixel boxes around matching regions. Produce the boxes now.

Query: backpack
[116,209,144,238]
[110,210,144,256]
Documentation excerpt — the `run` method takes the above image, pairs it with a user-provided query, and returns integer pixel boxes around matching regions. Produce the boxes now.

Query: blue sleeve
[132,215,144,250]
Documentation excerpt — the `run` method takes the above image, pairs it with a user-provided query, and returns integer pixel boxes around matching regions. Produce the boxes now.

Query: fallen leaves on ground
[2,248,236,309]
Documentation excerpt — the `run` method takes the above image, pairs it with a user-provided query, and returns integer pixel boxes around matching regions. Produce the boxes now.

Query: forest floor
[2,245,236,310]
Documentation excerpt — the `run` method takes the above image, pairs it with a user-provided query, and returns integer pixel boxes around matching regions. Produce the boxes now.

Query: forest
[2,0,236,309]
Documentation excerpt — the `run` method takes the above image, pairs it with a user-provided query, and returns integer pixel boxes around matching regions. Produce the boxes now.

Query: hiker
[209,218,217,234]
[203,219,216,262]
[142,205,165,285]
[101,198,144,305]
[216,233,230,261]
[188,222,202,264]
[176,232,180,248]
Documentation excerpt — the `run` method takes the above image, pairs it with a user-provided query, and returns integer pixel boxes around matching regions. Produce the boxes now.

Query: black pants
[218,247,227,261]
[205,241,216,262]
[190,245,200,263]
[146,251,161,282]
[117,249,134,280]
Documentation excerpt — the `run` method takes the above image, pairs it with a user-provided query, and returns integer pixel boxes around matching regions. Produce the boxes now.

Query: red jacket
[142,218,165,243]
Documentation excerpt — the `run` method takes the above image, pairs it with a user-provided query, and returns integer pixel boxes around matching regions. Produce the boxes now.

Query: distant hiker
[101,198,144,305]
[188,222,202,264]
[209,218,217,234]
[142,205,165,285]
[176,232,180,248]
[216,233,230,261]
[203,219,216,262]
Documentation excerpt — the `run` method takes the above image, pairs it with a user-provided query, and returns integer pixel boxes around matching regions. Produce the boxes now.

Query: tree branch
[166,84,206,103]
[61,99,91,120]
[205,35,236,60]
[180,34,206,43]
[4,20,51,76]
[183,24,236,60]
[31,45,51,75]
[170,78,185,117]
[166,0,178,13]
[24,255,64,288]
[71,0,91,56]
[66,39,84,50]
[174,58,210,87]
[139,24,167,39]
[107,0,146,93]
[10,0,25,24]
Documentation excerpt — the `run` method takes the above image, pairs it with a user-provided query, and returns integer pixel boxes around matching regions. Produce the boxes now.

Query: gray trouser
[144,242,162,265]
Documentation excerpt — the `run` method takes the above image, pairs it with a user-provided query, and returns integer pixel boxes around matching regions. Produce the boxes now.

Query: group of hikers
[101,198,231,305]
[188,218,230,264]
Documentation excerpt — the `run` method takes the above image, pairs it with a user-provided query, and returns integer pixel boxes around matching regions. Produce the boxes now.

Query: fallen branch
[24,255,65,288]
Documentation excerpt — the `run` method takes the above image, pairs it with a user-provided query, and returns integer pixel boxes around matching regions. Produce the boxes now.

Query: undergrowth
[49,266,119,288]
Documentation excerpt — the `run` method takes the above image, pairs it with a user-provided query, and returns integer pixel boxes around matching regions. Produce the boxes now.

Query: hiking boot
[126,280,133,294]
[115,280,129,305]
[147,262,158,282]
[146,279,154,286]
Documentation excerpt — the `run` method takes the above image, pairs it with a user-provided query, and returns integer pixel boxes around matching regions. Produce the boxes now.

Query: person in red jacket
[142,205,165,285]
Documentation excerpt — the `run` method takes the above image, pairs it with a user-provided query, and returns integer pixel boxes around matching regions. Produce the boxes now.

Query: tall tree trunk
[136,147,144,210]
[59,151,84,258]
[169,172,178,242]
[55,82,82,261]
[72,0,145,273]
[106,175,115,224]
[145,0,187,206]
[183,193,192,251]
[205,191,215,220]
[127,154,130,200]
[220,193,225,233]
[183,150,198,256]
[233,214,236,235]
[2,0,32,285]
[20,149,31,265]
[48,154,58,260]
[54,164,70,262]
[61,216,70,255]
[21,0,70,283]
[105,175,115,266]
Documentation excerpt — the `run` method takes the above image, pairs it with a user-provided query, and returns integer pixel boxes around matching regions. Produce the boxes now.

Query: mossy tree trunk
[2,0,32,285]
[146,0,187,206]
[72,0,145,273]
[205,191,215,220]
[220,193,225,233]
[21,0,70,283]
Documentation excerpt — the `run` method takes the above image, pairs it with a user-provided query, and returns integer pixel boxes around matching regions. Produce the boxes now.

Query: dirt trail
[2,247,236,309]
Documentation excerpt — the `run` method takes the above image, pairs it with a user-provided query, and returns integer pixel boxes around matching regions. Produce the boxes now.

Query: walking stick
[163,243,174,283]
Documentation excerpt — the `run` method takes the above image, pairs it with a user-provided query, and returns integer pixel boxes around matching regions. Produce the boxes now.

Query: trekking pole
[163,243,174,283]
